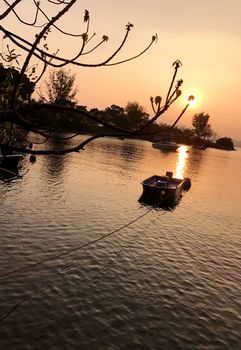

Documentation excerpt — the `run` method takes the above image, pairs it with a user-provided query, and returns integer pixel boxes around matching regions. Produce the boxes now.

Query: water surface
[0,137,241,349]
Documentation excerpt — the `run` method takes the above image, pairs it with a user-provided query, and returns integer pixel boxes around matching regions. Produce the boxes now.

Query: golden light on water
[175,145,188,178]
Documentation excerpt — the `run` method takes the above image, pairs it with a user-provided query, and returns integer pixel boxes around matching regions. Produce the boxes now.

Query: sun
[181,89,201,108]
[188,95,197,107]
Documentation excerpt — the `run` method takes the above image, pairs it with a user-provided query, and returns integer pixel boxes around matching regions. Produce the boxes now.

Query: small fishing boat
[0,147,23,169]
[0,129,23,169]
[140,171,191,207]
[152,138,180,151]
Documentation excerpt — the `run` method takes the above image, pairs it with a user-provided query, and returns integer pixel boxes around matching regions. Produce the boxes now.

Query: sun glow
[188,95,196,107]
[181,89,202,109]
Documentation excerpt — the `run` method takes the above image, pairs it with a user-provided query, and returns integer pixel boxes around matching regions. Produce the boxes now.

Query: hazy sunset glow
[2,0,241,139]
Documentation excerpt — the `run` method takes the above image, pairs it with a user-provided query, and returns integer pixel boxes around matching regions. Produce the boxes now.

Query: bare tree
[39,68,77,106]
[0,1,193,156]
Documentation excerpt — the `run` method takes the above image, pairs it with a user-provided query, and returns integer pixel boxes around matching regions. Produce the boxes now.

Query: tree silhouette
[0,65,35,107]
[216,137,234,150]
[192,112,213,140]
[39,68,77,106]
[125,102,149,130]
[0,1,193,156]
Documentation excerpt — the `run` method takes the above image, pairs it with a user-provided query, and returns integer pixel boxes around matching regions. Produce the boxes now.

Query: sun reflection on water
[175,145,189,178]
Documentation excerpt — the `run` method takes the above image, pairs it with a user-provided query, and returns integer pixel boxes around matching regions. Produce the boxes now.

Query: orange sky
[2,0,241,139]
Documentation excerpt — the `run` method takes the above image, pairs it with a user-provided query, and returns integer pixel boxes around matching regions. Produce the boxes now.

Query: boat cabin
[156,176,169,187]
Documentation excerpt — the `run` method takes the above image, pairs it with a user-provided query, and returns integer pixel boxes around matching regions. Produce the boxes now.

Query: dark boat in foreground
[0,151,23,169]
[140,171,191,207]
[0,129,23,170]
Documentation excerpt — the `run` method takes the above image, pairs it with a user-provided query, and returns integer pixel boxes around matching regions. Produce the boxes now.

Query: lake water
[0,137,241,349]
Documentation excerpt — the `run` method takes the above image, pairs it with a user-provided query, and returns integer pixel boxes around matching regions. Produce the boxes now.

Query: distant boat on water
[152,137,180,151]
[192,144,208,150]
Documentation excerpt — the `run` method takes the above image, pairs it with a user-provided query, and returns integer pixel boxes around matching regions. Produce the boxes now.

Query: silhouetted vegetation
[0,65,35,107]
[0,2,196,156]
[0,2,234,155]
[192,113,213,140]
[38,68,77,106]
[27,97,235,151]
[215,137,235,150]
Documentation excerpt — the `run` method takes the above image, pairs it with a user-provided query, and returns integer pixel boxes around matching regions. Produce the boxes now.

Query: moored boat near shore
[0,128,23,170]
[140,171,191,207]
[0,149,23,169]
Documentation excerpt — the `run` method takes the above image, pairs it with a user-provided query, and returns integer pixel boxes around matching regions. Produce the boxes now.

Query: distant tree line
[1,63,235,152]
[0,2,235,156]
[26,68,233,150]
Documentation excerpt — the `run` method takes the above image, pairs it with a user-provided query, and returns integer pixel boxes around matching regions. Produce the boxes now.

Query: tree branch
[0,0,22,20]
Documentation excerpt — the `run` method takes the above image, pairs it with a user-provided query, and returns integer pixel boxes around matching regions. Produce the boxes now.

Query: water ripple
[1,139,241,349]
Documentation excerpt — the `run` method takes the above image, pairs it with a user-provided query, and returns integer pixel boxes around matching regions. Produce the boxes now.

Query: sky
[2,0,241,139]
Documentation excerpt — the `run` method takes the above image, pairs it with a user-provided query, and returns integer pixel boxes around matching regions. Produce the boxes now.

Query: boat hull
[0,154,23,169]
[139,175,187,207]
[152,143,179,151]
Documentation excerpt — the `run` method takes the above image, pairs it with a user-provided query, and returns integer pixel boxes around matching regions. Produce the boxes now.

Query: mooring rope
[0,188,176,323]
[0,205,156,279]
[0,245,127,323]
[0,204,158,323]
